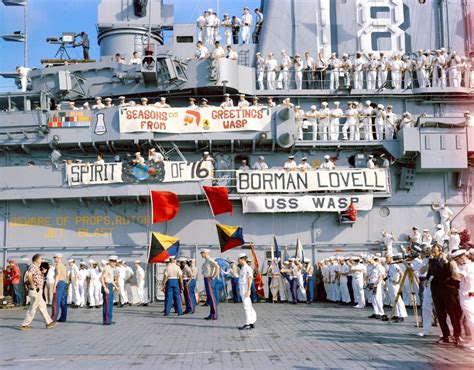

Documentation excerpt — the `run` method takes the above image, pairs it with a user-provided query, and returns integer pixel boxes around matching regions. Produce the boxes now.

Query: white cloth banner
[66,163,123,186]
[242,194,374,213]
[119,106,271,133]
[237,168,388,193]
[161,161,212,182]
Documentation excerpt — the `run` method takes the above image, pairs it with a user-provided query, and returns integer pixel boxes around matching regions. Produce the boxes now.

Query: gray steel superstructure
[0,0,473,297]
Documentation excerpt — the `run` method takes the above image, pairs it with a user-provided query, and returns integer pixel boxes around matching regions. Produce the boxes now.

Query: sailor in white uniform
[384,255,408,322]
[134,261,148,306]
[265,53,278,90]
[330,101,343,141]
[305,105,319,141]
[238,253,257,330]
[77,262,88,308]
[350,257,366,308]
[252,156,269,170]
[241,7,253,45]
[367,257,385,319]
[320,154,335,170]
[431,202,454,236]
[256,52,265,90]
[278,50,292,90]
[298,157,312,171]
[283,155,297,171]
[220,93,234,108]
[87,260,101,308]
[318,102,330,141]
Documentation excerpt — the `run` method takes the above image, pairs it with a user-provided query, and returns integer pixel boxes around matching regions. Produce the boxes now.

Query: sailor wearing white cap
[415,49,429,88]
[237,93,250,108]
[448,228,461,252]
[452,249,474,348]
[320,154,335,170]
[256,52,265,90]
[421,229,433,248]
[382,231,395,256]
[294,105,305,140]
[353,51,364,89]
[349,257,366,308]
[77,262,88,308]
[431,202,454,236]
[100,256,118,325]
[201,249,220,320]
[304,105,319,141]
[377,52,389,89]
[66,258,80,307]
[88,259,101,308]
[448,51,462,87]
[187,97,198,110]
[252,155,269,170]
[327,52,340,90]
[153,97,171,108]
[298,157,312,171]
[341,53,352,88]
[237,253,257,329]
[196,11,206,43]
[221,13,232,46]
[265,53,278,90]
[134,260,147,306]
[319,102,330,141]
[366,53,378,90]
[367,257,385,319]
[374,104,386,141]
[432,49,447,88]
[163,256,183,316]
[132,151,145,166]
[330,101,343,141]
[433,224,447,248]
[241,7,253,44]
[385,105,396,140]
[277,50,292,90]
[148,148,164,163]
[204,9,215,46]
[384,255,408,322]
[294,54,304,90]
[283,155,297,171]
[361,100,373,141]
[220,93,233,108]
[366,154,376,169]
[390,53,404,89]
[92,96,105,110]
[140,97,148,106]
[344,102,359,141]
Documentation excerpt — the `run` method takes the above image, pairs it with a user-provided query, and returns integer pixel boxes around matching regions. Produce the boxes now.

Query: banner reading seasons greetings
[119,106,271,133]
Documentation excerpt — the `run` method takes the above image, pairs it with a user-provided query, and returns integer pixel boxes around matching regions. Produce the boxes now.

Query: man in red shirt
[9,260,22,306]
[340,203,357,222]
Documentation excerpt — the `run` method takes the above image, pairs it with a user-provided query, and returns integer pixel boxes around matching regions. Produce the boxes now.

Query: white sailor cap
[451,249,466,259]
[243,6,249,10]
[68,258,75,263]
[164,258,170,263]
[134,260,141,264]
[141,97,148,101]
[203,151,209,155]
[95,96,102,101]
[252,96,259,100]
[334,101,340,105]
[436,49,441,53]
[88,259,95,264]
[288,257,295,261]
[324,155,330,159]
[301,157,307,161]
[295,105,301,109]
[353,102,360,106]
[189,97,196,101]
[149,148,155,152]
[101,259,107,265]
[288,155,295,159]
[436,224,443,229]
[201,248,210,254]
[259,156,265,160]
[79,261,86,266]
[83,102,89,106]
[310,105,317,110]
[321,102,328,106]
[108,255,118,261]
[223,13,229,17]
[119,96,125,100]
[423,228,430,232]
[238,253,247,258]
[413,226,419,230]
[201,98,208,102]
[239,93,246,97]
[377,104,384,109]
[365,100,371,105]
[135,152,141,156]
[281,49,286,54]
[256,52,261,55]
[160,97,166,101]
[387,105,393,109]
[223,93,230,97]
[53,253,63,258]
[207,8,213,12]
[418,49,424,53]
[104,97,112,102]
[304,258,310,263]
[168,256,176,260]
[368,155,374,158]
[342,53,348,58]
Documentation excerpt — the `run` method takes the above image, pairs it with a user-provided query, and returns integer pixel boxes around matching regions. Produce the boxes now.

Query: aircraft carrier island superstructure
[0,0,473,297]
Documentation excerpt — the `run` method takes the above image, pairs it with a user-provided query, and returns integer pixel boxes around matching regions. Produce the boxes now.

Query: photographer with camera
[427,244,463,345]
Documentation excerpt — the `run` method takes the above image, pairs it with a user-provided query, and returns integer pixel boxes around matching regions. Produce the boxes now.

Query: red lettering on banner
[223,119,248,129]
[140,121,167,130]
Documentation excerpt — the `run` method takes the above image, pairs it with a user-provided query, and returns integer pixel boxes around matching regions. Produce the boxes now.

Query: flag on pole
[216,224,244,252]
[148,232,180,263]
[294,238,305,261]
[203,186,233,216]
[150,190,179,223]
[249,243,265,298]
[273,236,281,258]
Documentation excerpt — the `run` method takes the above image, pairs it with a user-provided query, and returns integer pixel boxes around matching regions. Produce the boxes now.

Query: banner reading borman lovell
[236,168,388,193]
[119,106,271,133]
[242,194,374,213]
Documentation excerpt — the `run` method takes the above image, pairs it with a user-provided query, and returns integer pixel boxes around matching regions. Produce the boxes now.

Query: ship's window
[455,135,463,150]
[424,135,431,150]
[371,32,392,51]
[370,6,390,19]
[177,36,193,43]
[440,136,446,150]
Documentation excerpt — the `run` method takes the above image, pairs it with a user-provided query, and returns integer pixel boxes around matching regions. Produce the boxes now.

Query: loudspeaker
[399,167,416,190]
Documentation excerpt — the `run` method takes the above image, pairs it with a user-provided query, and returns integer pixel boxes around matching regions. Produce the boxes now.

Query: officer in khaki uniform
[100,255,118,325]
[163,256,183,316]
[52,253,68,322]
[201,249,220,320]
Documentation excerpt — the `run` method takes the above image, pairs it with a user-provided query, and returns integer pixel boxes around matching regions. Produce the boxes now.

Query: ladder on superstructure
[154,141,187,162]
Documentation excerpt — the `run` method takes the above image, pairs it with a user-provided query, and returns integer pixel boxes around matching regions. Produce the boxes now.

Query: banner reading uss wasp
[237,168,388,193]
[119,106,271,133]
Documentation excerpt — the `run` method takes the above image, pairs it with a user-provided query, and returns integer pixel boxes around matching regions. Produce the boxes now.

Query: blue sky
[0,0,260,91]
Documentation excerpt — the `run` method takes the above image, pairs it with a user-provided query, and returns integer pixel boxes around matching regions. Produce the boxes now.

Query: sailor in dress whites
[390,54,404,89]
[220,93,234,108]
[100,256,118,325]
[204,9,215,46]
[385,105,397,140]
[196,12,206,43]
[353,52,364,89]
[330,102,343,141]
[226,45,238,60]
[163,256,183,316]
[238,253,257,330]
[343,102,358,141]
[201,249,220,320]
[283,155,297,171]
[320,154,335,170]
[318,102,330,141]
[365,53,378,90]
[374,104,386,141]
[367,257,386,319]
[327,53,340,90]
[305,105,319,141]
[384,255,408,322]
[187,98,198,109]
[294,105,305,140]
[278,50,292,90]
[237,94,249,108]
[67,259,80,307]
[194,41,209,59]
[294,54,304,90]
[452,249,474,351]
[298,157,312,171]
[241,7,253,45]
[77,262,88,308]
[92,96,105,110]
[265,53,278,90]
[252,156,269,170]
[134,261,147,306]
[377,52,389,89]
[87,260,101,308]
[431,202,454,236]
[350,257,366,308]
[221,14,232,45]
[338,258,351,304]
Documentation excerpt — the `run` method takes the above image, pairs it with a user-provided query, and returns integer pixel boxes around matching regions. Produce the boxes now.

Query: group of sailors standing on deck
[256,49,474,91]
[196,6,263,47]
